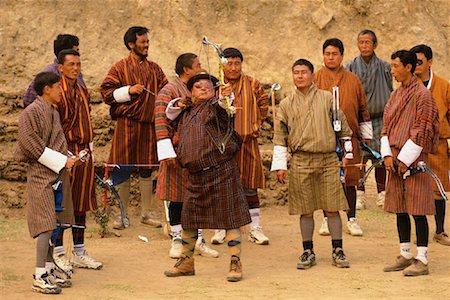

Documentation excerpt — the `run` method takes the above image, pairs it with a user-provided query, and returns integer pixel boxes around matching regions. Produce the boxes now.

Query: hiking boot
[376,191,386,207]
[113,215,127,230]
[433,232,450,246]
[169,238,183,259]
[297,250,316,269]
[164,255,195,277]
[71,251,103,270]
[195,239,219,258]
[211,229,226,244]
[227,256,242,282]
[332,248,350,268]
[49,269,72,288]
[383,255,414,272]
[53,254,73,275]
[32,273,62,294]
[249,226,269,245]
[403,259,429,276]
[140,212,162,228]
[347,218,363,236]
[356,191,366,210]
[319,217,330,236]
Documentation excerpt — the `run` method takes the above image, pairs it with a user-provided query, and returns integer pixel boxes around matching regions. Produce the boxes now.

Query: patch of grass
[0,218,26,241]
[103,283,134,293]
[1,269,24,281]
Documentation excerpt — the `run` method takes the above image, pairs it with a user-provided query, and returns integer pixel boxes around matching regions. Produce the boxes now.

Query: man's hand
[220,83,232,98]
[175,97,192,109]
[384,156,395,173]
[276,170,287,184]
[162,158,176,168]
[397,161,408,175]
[65,157,76,169]
[129,84,144,95]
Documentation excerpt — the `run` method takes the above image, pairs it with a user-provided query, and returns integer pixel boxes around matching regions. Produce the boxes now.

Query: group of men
[17,26,449,293]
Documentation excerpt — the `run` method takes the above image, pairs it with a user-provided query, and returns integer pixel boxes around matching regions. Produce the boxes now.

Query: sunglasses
[416,59,424,65]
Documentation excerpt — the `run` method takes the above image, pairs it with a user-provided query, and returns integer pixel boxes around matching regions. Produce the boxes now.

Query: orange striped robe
[155,78,190,202]
[99,54,168,166]
[314,66,371,186]
[229,74,268,189]
[382,76,439,215]
[58,75,97,212]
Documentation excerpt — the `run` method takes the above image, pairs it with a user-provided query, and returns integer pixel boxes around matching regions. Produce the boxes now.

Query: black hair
[323,38,344,55]
[410,44,433,60]
[57,49,80,65]
[124,26,149,50]
[391,50,417,74]
[175,53,198,76]
[54,34,79,57]
[34,72,60,96]
[292,59,314,73]
[223,47,244,62]
[358,29,378,45]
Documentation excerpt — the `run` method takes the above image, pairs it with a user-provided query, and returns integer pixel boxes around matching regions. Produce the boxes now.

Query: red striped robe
[58,75,97,212]
[382,76,439,215]
[229,74,268,189]
[99,54,168,166]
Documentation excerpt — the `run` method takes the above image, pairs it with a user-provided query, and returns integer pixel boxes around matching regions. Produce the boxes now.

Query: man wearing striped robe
[382,50,439,276]
[347,29,393,208]
[211,47,270,245]
[100,26,168,230]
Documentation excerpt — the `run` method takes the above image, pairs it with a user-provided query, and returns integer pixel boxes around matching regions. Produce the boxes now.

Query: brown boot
[433,232,450,246]
[141,211,162,228]
[227,256,242,282]
[383,255,414,272]
[403,259,429,276]
[164,255,195,277]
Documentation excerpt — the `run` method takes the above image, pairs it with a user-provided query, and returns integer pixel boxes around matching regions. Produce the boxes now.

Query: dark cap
[187,71,219,91]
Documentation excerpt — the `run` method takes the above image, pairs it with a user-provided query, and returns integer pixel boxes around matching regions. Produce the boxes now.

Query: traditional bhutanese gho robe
[315,66,372,186]
[271,85,352,215]
[381,76,439,215]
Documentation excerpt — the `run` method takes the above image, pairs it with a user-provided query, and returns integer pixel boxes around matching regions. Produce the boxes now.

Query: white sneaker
[53,254,73,275]
[377,191,385,207]
[319,217,330,236]
[195,239,219,258]
[211,229,226,244]
[169,239,183,259]
[71,251,103,270]
[249,226,269,245]
[356,191,366,210]
[49,269,72,288]
[347,218,363,236]
[32,273,62,294]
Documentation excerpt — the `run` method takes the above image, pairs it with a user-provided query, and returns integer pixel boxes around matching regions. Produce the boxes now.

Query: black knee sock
[72,213,86,246]
[169,202,183,226]
[413,215,429,247]
[332,239,343,251]
[396,213,411,243]
[346,186,356,220]
[434,199,446,234]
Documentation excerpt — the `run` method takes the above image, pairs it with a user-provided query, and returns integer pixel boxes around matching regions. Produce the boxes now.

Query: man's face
[391,57,411,83]
[191,79,214,101]
[292,64,313,90]
[357,34,376,59]
[185,58,202,79]
[46,81,62,104]
[223,57,242,80]
[413,52,432,77]
[323,45,343,70]
[58,55,81,80]
[129,33,149,57]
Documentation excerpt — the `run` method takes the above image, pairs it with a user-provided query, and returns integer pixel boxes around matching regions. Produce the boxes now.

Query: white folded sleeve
[37,147,68,174]
[165,99,183,120]
[359,121,373,140]
[113,86,131,103]
[157,138,177,161]
[397,139,423,167]
[380,136,393,158]
[270,145,288,171]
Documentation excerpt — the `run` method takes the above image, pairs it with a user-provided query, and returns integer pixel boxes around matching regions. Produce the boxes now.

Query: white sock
[54,246,65,257]
[45,262,55,273]
[73,244,85,256]
[416,246,428,265]
[249,208,260,228]
[400,242,413,259]
[35,267,46,278]
[197,229,204,243]
[171,224,182,241]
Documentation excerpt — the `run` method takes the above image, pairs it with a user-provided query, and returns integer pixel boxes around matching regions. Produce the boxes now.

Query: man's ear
[428,58,433,67]
[406,63,412,73]
[128,42,135,50]
[57,64,63,73]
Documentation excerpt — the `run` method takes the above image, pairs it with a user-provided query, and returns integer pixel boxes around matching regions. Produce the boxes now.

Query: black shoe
[297,250,316,269]
[332,248,350,268]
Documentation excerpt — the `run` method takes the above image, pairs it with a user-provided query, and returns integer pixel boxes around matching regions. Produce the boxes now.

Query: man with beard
[100,26,168,229]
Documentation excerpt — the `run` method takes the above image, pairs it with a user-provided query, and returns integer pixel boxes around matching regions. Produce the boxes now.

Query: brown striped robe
[382,76,439,215]
[315,66,371,186]
[15,97,73,238]
[99,54,168,167]
[155,78,190,202]
[228,74,268,189]
[58,75,97,212]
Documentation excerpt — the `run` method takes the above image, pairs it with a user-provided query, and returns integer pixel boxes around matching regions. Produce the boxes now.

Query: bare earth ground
[1,177,449,300]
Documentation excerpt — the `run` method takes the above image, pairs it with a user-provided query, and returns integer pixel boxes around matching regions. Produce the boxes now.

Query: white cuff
[113,86,131,103]
[359,121,373,139]
[165,98,183,120]
[447,138,450,150]
[271,145,288,171]
[344,153,354,159]
[343,140,353,153]
[380,136,393,158]
[38,147,68,174]
[89,142,94,152]
[157,138,177,161]
[397,139,423,167]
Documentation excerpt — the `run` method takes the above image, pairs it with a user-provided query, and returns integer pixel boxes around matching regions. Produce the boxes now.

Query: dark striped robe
[155,78,190,202]
[382,76,439,215]
[15,97,72,238]
[99,54,168,166]
[229,74,268,189]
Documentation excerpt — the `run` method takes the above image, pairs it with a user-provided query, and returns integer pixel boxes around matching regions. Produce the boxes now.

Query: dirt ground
[1,178,449,300]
